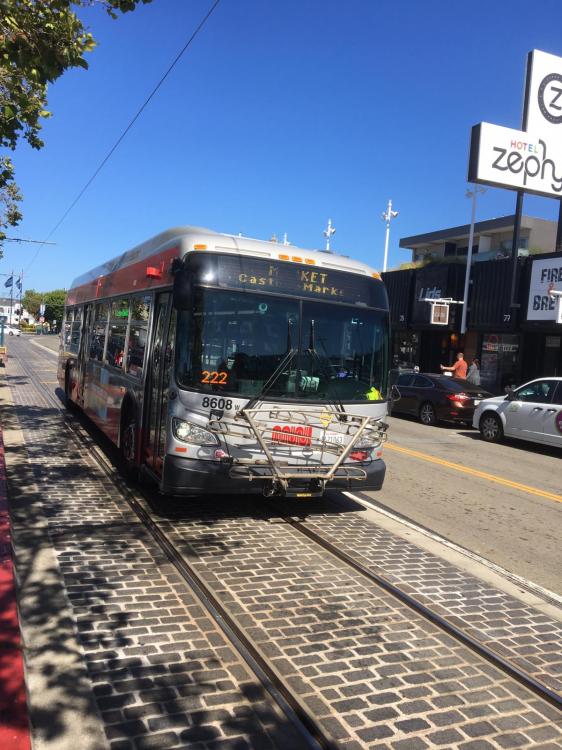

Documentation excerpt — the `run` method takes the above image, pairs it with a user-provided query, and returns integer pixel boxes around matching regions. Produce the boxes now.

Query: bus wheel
[65,367,76,410]
[120,411,138,476]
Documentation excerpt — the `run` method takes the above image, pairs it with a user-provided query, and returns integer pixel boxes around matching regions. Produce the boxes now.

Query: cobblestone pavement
[4,341,309,749]
[154,500,562,750]
[5,339,562,750]
[301,500,562,695]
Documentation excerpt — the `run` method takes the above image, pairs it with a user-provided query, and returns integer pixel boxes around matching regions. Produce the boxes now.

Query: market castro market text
[238,265,344,297]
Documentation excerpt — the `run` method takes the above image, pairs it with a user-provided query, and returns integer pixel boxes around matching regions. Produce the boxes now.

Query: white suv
[473,377,562,448]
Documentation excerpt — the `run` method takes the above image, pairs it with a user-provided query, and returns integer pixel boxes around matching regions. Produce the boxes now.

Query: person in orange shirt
[440,352,468,379]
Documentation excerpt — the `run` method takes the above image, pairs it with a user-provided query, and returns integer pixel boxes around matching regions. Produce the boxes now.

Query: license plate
[474,399,480,406]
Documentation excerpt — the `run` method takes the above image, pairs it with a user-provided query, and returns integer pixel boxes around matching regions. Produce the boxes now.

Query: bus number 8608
[202,397,233,411]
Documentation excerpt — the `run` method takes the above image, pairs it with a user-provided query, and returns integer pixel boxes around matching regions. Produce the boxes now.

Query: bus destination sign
[238,265,344,298]
[184,253,387,308]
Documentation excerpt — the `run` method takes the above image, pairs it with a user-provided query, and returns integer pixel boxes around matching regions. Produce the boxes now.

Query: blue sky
[5,0,562,292]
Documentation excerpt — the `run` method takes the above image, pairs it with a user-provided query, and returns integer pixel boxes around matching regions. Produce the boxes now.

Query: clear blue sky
[5,0,562,292]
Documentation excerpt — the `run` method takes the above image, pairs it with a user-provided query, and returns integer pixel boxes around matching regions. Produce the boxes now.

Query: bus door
[76,303,94,405]
[145,293,176,476]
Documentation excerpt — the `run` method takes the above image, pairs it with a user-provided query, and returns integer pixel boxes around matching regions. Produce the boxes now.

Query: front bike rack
[208,404,388,496]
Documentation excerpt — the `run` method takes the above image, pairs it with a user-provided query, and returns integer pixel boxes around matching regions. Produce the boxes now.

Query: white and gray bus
[58,227,390,498]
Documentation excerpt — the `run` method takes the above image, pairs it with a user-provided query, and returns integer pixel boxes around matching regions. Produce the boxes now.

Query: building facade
[384,216,561,393]
[399,214,556,263]
[0,297,33,326]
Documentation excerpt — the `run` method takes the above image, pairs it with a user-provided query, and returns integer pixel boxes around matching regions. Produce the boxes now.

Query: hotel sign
[524,49,562,135]
[468,49,562,198]
[468,122,562,198]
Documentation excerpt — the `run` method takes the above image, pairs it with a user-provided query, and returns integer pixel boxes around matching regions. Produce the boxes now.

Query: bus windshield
[176,288,388,402]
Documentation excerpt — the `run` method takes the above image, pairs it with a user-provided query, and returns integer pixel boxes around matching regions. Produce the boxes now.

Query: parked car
[473,377,562,448]
[392,372,493,426]
[3,325,21,336]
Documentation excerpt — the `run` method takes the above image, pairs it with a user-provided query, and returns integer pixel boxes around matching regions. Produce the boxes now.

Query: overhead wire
[24,0,221,272]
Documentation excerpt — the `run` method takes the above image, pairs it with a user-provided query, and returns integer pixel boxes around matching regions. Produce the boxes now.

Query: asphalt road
[24,333,562,595]
[365,412,562,595]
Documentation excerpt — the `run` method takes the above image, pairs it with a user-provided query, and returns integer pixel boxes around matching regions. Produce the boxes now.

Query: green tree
[0,0,152,249]
[43,288,66,324]
[22,287,42,316]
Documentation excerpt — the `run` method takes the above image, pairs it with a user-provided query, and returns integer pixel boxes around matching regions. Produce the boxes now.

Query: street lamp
[381,199,399,272]
[323,218,336,252]
[460,185,486,335]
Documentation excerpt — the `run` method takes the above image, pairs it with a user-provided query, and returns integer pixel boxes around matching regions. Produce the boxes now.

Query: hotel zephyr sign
[468,50,562,199]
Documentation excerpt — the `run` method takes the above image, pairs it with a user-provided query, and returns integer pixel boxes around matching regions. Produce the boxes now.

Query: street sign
[39,303,45,316]
[430,303,450,325]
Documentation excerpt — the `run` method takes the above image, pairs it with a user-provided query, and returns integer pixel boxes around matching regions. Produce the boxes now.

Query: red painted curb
[0,430,31,750]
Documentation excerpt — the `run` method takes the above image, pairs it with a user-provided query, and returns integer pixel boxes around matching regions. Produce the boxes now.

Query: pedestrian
[440,352,468,379]
[466,357,481,385]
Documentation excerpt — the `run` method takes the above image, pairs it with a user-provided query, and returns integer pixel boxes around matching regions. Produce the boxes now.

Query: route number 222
[200,370,228,385]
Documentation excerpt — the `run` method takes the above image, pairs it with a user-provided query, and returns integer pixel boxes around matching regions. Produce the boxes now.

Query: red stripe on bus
[67,246,180,305]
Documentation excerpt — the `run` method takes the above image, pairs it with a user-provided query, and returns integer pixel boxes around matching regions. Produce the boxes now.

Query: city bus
[58,226,390,498]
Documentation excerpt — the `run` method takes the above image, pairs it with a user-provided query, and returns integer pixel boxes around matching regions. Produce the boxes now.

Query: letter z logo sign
[538,73,562,124]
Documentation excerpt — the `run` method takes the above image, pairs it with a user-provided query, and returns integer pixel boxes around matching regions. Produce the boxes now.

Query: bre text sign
[526,256,562,322]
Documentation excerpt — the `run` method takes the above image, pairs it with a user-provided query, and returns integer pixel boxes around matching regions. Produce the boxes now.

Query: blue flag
[4,276,13,288]
[15,277,22,292]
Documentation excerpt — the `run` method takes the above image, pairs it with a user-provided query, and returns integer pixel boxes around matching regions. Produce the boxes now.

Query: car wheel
[419,402,436,426]
[479,412,503,443]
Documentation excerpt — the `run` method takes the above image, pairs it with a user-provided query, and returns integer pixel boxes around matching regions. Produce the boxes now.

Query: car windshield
[176,288,389,402]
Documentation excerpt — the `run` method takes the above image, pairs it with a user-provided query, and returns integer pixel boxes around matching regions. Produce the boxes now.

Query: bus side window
[106,298,130,369]
[127,295,151,377]
[63,308,73,350]
[89,303,109,362]
[69,307,83,354]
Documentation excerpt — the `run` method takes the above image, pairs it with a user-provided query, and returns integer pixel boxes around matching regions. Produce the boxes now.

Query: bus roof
[67,226,382,303]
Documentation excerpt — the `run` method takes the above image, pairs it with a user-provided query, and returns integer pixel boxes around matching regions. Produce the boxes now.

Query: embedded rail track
[12,340,562,749]
[267,503,562,712]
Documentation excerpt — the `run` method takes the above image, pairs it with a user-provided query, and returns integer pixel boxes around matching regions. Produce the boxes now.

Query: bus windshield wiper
[244,320,296,409]
[306,320,346,416]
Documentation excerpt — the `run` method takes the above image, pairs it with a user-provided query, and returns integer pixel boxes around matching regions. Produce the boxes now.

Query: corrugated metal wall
[469,258,523,331]
[381,269,414,329]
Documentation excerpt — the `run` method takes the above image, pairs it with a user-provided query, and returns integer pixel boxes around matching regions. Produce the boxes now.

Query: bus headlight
[172,418,219,446]
[353,433,380,450]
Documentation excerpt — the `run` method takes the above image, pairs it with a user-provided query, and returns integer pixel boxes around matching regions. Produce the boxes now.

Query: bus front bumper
[161,456,386,497]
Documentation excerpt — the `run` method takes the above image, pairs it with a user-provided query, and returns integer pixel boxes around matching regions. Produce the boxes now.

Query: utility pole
[461,185,486,334]
[323,218,336,252]
[381,200,399,272]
